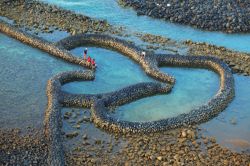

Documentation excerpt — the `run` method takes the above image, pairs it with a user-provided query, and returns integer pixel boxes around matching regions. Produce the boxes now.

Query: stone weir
[0,20,234,165]
[0,20,93,69]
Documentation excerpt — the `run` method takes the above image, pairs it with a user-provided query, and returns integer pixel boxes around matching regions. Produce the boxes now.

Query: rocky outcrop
[0,0,114,35]
[184,40,250,76]
[119,0,250,33]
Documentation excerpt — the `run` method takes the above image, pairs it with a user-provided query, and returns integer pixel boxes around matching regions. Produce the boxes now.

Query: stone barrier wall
[44,71,94,165]
[0,20,235,165]
[0,20,92,69]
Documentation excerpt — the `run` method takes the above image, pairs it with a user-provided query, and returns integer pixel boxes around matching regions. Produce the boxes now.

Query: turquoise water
[62,47,154,94]
[40,0,250,53]
[113,67,219,121]
[202,75,250,152]
[1,0,250,151]
[62,47,219,121]
[0,33,80,129]
[61,46,250,151]
[1,31,250,151]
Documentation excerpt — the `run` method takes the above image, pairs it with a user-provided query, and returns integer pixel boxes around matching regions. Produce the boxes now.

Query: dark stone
[118,0,250,33]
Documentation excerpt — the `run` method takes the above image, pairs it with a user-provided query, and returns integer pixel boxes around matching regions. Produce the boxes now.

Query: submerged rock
[64,112,72,119]
[230,117,237,125]
[66,131,79,139]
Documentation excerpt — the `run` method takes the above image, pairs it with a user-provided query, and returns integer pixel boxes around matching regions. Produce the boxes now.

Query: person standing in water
[83,48,88,60]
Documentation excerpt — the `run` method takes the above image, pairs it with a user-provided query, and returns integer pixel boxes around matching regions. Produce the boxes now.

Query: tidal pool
[62,47,219,121]
[113,67,219,122]
[1,30,249,152]
[62,47,154,94]
[61,45,250,152]
[40,0,250,53]
[0,33,80,129]
[202,75,250,152]
[40,0,250,150]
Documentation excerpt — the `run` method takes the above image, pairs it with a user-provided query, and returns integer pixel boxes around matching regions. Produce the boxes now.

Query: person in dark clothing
[83,48,88,60]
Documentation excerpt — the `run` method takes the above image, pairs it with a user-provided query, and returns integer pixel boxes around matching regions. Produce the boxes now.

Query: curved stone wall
[0,20,235,165]
[0,20,93,69]
[91,55,234,133]
[45,70,170,165]
[44,71,94,165]
[57,34,176,84]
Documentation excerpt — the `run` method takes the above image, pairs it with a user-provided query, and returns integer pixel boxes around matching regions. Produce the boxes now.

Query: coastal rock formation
[185,40,250,76]
[0,0,114,34]
[119,0,250,33]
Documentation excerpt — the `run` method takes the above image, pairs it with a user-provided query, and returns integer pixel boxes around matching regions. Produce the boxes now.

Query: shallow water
[0,33,79,129]
[40,0,250,53]
[38,0,250,151]
[61,46,250,152]
[1,0,250,151]
[62,47,154,94]
[202,75,250,152]
[62,47,219,121]
[62,107,125,152]
[113,67,219,122]
[1,30,250,152]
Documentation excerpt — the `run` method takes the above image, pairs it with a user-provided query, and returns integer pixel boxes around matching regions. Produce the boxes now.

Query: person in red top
[87,56,91,63]
[91,58,96,67]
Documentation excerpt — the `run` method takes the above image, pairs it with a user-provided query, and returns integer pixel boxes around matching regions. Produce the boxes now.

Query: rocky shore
[0,129,48,165]
[65,124,250,165]
[119,0,250,33]
[134,33,250,76]
[185,40,250,75]
[62,108,250,165]
[1,19,237,164]
[0,0,121,35]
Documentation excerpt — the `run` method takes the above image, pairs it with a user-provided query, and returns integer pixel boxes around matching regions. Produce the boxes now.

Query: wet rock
[157,156,163,161]
[185,40,250,76]
[210,137,216,143]
[203,138,209,144]
[82,116,90,122]
[119,0,250,33]
[83,134,88,140]
[72,113,77,119]
[66,131,79,139]
[187,129,196,139]
[95,140,102,145]
[181,130,187,138]
[64,111,72,119]
[230,117,237,125]
[0,0,117,37]
[74,124,81,129]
